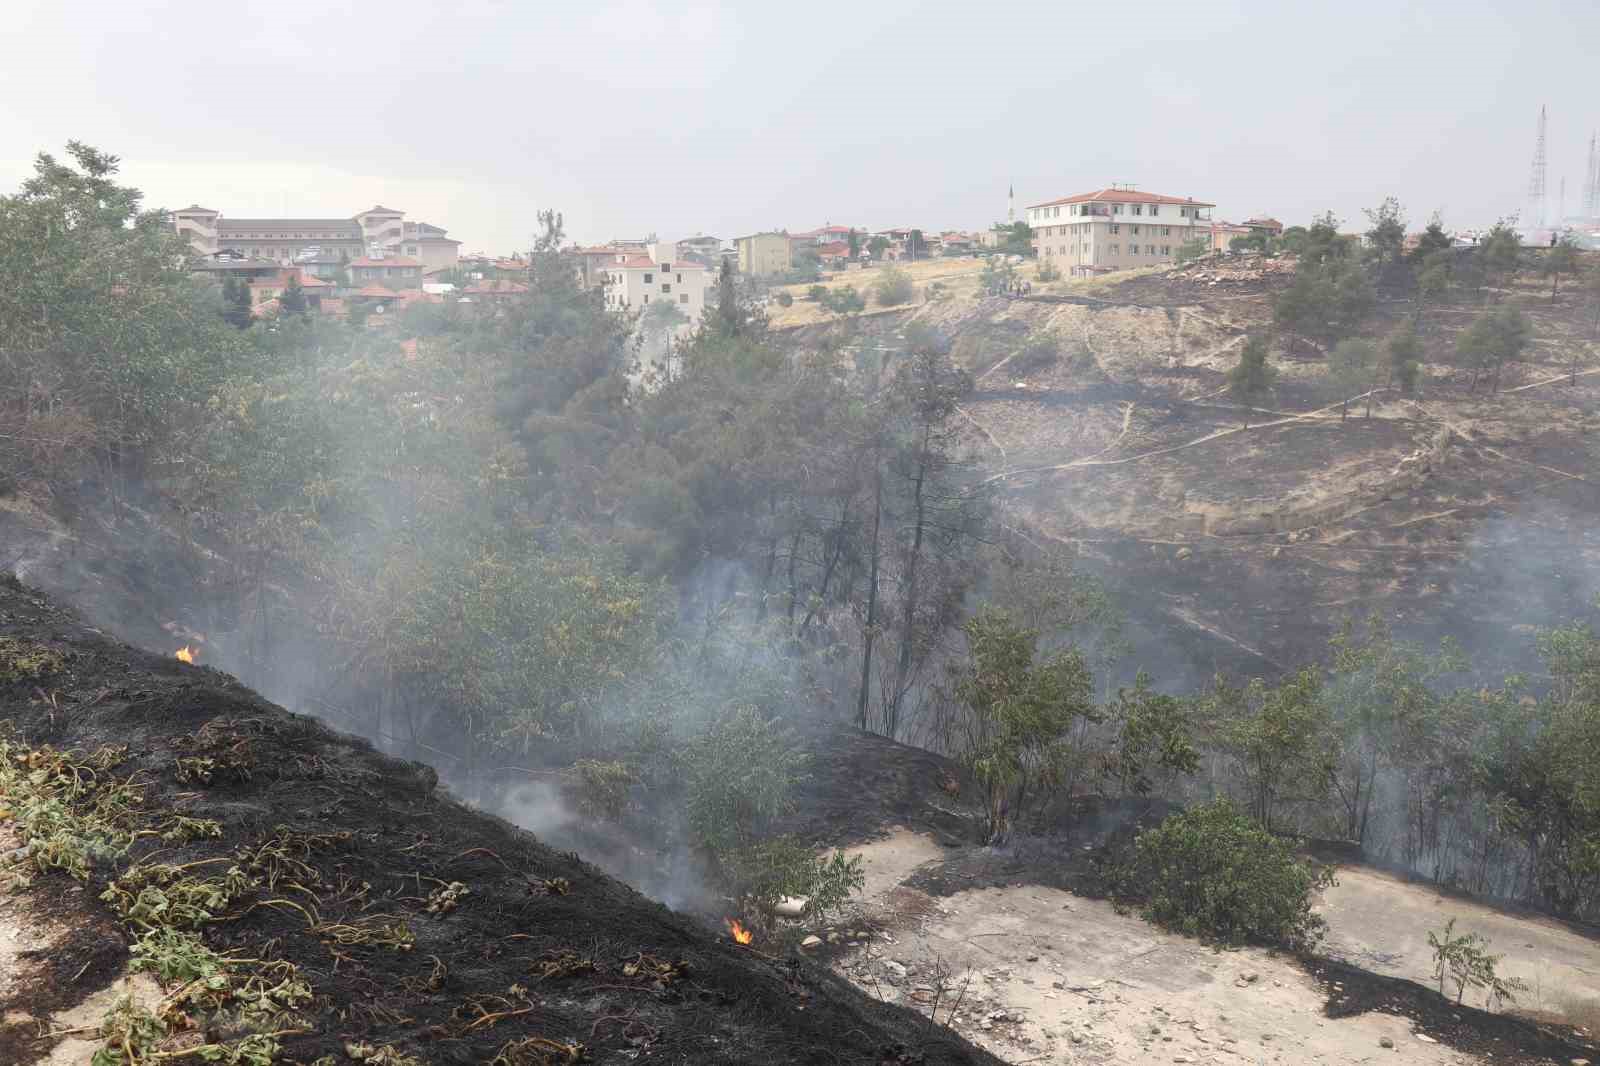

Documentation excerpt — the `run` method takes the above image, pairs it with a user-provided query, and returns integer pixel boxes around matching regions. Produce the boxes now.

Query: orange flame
[175,646,196,664]
[725,918,753,945]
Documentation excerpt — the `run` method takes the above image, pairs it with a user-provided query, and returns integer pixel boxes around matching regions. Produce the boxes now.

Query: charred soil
[0,578,1003,1066]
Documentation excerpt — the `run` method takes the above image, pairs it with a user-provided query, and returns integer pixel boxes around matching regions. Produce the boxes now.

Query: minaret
[1008,183,1015,225]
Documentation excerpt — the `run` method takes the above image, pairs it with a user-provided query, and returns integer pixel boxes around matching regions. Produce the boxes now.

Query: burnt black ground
[0,577,1004,1066]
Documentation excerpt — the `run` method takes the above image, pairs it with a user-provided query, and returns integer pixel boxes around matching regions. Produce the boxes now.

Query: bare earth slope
[788,257,1600,684]
[0,578,1002,1066]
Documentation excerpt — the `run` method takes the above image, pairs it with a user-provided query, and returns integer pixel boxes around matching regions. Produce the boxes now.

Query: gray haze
[3,0,1597,252]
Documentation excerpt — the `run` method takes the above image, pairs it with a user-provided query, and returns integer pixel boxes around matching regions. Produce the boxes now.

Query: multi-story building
[735,232,792,277]
[171,204,460,272]
[675,235,724,261]
[348,256,423,289]
[601,241,710,323]
[1242,217,1285,238]
[1027,187,1214,274]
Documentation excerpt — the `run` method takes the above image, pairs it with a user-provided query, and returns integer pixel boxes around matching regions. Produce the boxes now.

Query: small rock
[1241,972,1259,983]
[800,935,823,949]
[1380,1036,1395,1048]
[1415,1033,1437,1044]
[1026,954,1039,962]
[1052,981,1065,990]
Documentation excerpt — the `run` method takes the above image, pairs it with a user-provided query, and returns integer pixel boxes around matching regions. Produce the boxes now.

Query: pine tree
[1228,335,1276,428]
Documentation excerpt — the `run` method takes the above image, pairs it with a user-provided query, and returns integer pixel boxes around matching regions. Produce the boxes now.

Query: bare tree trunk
[855,467,883,732]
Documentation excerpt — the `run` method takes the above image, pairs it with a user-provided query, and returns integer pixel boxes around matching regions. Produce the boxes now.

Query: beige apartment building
[735,232,792,277]
[1027,187,1213,275]
[171,204,461,273]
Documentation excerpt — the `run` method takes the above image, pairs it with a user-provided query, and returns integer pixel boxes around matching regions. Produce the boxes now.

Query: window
[679,293,689,304]
[643,294,650,303]
[1110,244,1120,254]
[676,273,683,283]
[644,273,653,283]
[1132,205,1143,216]
[1146,244,1156,254]
[1053,206,1060,217]
[1161,245,1171,255]
[1110,224,1120,234]
[1163,227,1171,236]
[1149,206,1160,217]
[1131,225,1140,235]
[662,283,671,293]
[1113,204,1124,214]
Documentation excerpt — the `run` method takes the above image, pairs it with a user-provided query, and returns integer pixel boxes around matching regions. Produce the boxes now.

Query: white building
[601,240,711,326]
[1026,186,1214,275]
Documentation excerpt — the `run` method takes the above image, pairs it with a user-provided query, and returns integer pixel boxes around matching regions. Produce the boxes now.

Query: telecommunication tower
[1527,106,1548,230]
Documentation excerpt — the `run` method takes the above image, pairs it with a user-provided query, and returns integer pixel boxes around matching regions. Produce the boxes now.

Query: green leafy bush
[873,266,914,307]
[774,291,793,307]
[1114,799,1335,950]
[721,838,864,922]
[1428,918,1528,1008]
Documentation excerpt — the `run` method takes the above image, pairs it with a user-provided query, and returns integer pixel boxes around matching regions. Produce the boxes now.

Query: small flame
[726,918,753,945]
[175,646,196,664]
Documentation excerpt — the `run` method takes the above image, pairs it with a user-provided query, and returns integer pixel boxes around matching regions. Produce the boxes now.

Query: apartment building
[1027,187,1214,274]
[735,232,792,277]
[601,241,710,324]
[171,204,460,272]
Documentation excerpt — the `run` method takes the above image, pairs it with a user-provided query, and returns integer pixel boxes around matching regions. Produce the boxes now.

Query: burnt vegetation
[0,145,1598,1062]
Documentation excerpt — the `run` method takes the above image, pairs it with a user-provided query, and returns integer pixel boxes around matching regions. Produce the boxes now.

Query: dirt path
[830,830,1477,1065]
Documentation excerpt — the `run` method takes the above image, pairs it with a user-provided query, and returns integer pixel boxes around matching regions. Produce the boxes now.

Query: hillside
[784,252,1600,685]
[0,576,1002,1066]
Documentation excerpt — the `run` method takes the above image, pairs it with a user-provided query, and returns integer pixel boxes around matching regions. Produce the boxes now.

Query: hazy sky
[3,1,1597,253]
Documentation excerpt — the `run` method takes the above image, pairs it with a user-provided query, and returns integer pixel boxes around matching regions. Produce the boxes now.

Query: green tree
[0,141,246,489]
[1325,616,1464,844]
[942,608,1098,843]
[1363,196,1406,265]
[1414,249,1454,331]
[1455,305,1530,393]
[1302,211,1348,266]
[1175,238,1209,265]
[1385,327,1423,395]
[220,274,254,329]
[979,255,1016,295]
[1478,220,1522,299]
[1278,225,1310,255]
[1204,668,1332,833]
[866,235,890,260]
[1327,337,1379,422]
[872,264,914,306]
[1102,672,1199,797]
[1410,213,1453,261]
[1544,236,1579,301]
[1227,335,1276,427]
[278,275,307,316]
[847,228,860,259]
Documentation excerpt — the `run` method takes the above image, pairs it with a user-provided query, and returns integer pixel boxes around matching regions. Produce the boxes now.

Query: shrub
[572,759,638,821]
[873,266,914,307]
[1113,798,1335,950]
[1009,337,1060,377]
[774,291,793,307]
[1036,259,1061,283]
[721,838,865,922]
[1428,918,1529,1008]
[681,705,809,854]
[806,284,828,303]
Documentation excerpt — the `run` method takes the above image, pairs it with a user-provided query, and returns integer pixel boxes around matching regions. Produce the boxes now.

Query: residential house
[675,235,724,262]
[815,241,852,267]
[1242,217,1285,238]
[602,241,710,324]
[735,232,793,277]
[171,204,460,272]
[1209,221,1253,254]
[1027,186,1214,275]
[349,256,423,290]
[794,225,854,247]
[940,232,976,255]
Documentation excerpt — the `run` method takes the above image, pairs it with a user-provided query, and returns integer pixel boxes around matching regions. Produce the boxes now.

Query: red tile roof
[354,285,400,298]
[296,272,334,287]
[1026,188,1215,209]
[349,256,420,268]
[817,242,851,256]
